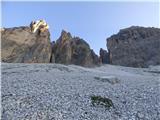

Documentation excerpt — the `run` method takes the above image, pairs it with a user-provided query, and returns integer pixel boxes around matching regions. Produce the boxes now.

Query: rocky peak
[0,28,5,32]
[57,30,72,44]
[1,20,52,63]
[107,26,160,67]
[30,19,49,33]
[108,26,160,44]
[1,21,100,66]
[51,30,100,67]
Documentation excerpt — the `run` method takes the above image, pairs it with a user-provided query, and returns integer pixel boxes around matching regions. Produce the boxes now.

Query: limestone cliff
[107,26,160,67]
[52,30,99,67]
[1,20,52,63]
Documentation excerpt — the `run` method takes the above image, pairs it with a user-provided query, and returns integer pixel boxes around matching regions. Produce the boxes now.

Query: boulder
[94,76,119,84]
[107,26,160,67]
[52,30,99,67]
[1,20,52,63]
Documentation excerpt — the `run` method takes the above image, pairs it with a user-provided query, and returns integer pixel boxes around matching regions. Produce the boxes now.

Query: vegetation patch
[91,95,114,108]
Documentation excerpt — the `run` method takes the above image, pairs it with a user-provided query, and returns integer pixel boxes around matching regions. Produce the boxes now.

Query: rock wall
[107,26,160,67]
[2,21,160,68]
[1,22,99,67]
[1,20,52,63]
[99,48,110,64]
[52,30,99,67]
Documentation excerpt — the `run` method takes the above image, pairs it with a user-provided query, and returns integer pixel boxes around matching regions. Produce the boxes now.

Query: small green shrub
[91,95,114,108]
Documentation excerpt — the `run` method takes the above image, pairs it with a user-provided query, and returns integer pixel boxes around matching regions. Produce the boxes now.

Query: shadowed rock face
[99,48,110,64]
[52,30,99,67]
[1,21,52,63]
[107,26,160,67]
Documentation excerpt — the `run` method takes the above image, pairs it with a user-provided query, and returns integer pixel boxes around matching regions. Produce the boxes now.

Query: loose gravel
[1,63,160,120]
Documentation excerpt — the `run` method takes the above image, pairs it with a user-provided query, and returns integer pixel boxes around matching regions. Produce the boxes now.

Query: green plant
[91,95,114,108]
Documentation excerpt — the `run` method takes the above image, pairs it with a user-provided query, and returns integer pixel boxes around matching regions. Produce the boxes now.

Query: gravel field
[1,63,160,120]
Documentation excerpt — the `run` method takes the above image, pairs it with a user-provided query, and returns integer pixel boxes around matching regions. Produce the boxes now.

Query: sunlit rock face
[52,30,99,67]
[1,20,52,63]
[30,20,49,33]
[107,26,160,67]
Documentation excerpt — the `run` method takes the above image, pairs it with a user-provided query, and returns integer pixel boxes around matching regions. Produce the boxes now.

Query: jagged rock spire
[30,19,49,33]
[57,30,72,44]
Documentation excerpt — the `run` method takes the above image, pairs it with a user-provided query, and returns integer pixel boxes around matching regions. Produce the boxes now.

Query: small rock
[94,76,119,84]
[137,112,144,119]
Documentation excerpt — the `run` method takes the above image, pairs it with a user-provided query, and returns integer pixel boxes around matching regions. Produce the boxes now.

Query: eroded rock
[99,48,110,64]
[107,26,160,67]
[52,30,99,67]
[30,19,49,33]
[1,20,52,63]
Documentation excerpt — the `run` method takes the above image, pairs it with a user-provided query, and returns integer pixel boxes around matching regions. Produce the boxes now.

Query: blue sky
[1,1,159,54]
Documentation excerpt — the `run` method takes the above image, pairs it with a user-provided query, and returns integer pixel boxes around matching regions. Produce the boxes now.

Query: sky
[1,1,159,54]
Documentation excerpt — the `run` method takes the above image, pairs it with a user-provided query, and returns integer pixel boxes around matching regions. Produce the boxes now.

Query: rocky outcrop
[1,20,99,66]
[3,20,159,68]
[52,30,99,67]
[1,20,52,63]
[30,20,49,33]
[107,26,160,67]
[99,48,110,64]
